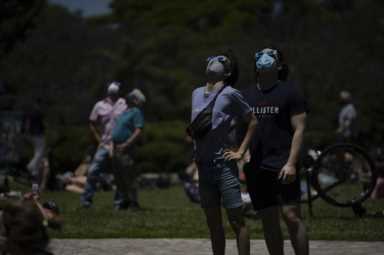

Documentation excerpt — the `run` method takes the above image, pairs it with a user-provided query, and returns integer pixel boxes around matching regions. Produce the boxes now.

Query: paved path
[51,239,384,255]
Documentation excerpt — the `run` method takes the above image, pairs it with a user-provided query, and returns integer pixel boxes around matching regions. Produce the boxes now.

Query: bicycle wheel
[312,143,377,207]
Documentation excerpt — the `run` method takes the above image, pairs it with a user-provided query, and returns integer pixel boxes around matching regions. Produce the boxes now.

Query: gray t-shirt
[338,103,357,138]
[191,85,252,162]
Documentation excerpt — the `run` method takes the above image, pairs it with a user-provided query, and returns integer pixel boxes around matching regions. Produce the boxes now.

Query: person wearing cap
[243,48,309,255]
[80,81,127,208]
[189,51,257,255]
[111,89,146,210]
[337,90,358,142]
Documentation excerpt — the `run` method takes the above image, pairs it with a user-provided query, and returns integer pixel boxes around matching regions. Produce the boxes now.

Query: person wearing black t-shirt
[243,48,309,255]
[23,99,46,194]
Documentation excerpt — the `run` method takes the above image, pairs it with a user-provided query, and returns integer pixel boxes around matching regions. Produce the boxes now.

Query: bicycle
[300,143,377,217]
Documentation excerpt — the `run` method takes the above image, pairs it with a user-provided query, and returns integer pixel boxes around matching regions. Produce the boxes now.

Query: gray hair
[127,88,146,104]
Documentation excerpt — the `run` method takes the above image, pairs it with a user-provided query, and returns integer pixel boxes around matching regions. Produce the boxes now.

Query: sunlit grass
[23,185,384,240]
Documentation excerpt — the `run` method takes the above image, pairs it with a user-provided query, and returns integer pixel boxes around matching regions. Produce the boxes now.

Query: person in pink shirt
[80,81,127,208]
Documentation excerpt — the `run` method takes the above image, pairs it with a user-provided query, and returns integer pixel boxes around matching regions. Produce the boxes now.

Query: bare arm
[279,112,306,183]
[224,112,258,161]
[238,113,258,156]
[89,121,101,144]
[287,112,306,166]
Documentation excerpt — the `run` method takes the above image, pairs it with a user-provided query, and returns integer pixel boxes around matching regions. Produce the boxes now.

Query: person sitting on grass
[56,153,91,193]
[0,194,62,255]
[56,152,113,194]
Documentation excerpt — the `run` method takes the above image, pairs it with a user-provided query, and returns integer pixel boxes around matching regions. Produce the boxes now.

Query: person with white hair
[111,88,146,210]
[80,81,127,208]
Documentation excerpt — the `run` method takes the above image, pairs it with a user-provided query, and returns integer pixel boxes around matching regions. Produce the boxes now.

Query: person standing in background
[111,89,146,210]
[337,90,358,143]
[23,98,46,194]
[80,81,127,208]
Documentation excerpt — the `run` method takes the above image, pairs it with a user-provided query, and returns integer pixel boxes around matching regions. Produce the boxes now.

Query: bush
[47,125,93,173]
[135,121,191,173]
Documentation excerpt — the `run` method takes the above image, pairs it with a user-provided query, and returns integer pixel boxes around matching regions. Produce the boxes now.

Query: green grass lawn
[33,185,384,240]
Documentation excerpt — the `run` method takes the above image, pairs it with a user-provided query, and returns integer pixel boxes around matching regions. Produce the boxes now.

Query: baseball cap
[107,81,121,94]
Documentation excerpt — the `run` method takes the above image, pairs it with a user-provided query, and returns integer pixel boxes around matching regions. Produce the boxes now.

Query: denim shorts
[197,158,242,209]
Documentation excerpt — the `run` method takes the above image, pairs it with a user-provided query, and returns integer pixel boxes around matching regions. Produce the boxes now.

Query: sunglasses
[206,55,229,63]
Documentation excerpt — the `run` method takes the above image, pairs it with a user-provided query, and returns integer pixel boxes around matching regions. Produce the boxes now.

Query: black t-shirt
[23,107,45,136]
[243,81,307,172]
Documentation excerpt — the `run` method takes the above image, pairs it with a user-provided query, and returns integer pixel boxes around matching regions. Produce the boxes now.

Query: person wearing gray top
[337,90,358,141]
[190,51,257,255]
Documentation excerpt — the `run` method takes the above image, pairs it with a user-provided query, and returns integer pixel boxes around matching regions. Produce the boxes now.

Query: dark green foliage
[1,0,384,176]
[0,0,45,55]
[111,0,384,146]
[135,121,190,173]
[1,5,122,172]
[46,126,92,172]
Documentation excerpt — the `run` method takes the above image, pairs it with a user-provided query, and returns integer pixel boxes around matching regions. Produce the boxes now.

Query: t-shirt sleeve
[345,105,357,120]
[228,89,252,119]
[288,85,307,116]
[190,88,199,122]
[133,109,144,129]
[89,103,100,122]
[190,90,195,122]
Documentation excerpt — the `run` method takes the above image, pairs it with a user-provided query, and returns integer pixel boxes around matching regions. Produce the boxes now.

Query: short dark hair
[275,48,289,81]
[222,49,239,86]
[254,47,289,82]
[1,200,50,255]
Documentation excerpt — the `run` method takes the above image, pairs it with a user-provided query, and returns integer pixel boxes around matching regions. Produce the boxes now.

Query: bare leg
[70,176,87,186]
[39,158,50,192]
[281,204,309,255]
[204,207,225,255]
[65,184,85,194]
[259,206,284,255]
[226,207,250,255]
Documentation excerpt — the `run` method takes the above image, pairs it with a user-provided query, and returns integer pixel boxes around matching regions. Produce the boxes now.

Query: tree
[0,0,45,56]
[111,0,269,121]
[110,0,384,146]
[0,4,123,170]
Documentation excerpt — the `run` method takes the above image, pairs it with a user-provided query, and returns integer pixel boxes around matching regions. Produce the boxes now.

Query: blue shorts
[197,159,242,209]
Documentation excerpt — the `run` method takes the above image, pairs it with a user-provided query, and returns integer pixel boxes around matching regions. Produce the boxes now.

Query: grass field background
[33,185,384,240]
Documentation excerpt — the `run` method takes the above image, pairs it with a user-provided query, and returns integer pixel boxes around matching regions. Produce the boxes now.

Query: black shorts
[244,166,301,211]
